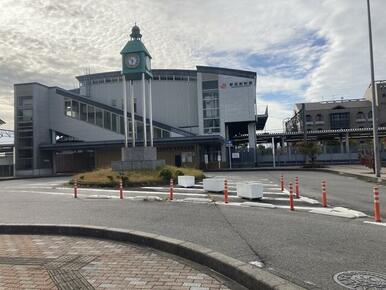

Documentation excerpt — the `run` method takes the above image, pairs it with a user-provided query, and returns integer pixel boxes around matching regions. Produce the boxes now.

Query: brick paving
[0,235,230,290]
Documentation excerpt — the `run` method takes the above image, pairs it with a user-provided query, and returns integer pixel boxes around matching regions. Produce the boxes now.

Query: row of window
[229,81,253,88]
[16,96,34,170]
[202,81,220,134]
[80,75,197,87]
[306,111,373,123]
[64,98,171,139]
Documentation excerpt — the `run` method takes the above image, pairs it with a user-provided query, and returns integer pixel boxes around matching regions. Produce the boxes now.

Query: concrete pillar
[248,122,257,165]
[345,132,350,153]
[142,73,147,147]
[323,141,327,154]
[340,137,344,153]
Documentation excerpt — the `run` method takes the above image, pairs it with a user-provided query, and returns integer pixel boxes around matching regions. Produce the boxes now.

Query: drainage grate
[333,271,386,289]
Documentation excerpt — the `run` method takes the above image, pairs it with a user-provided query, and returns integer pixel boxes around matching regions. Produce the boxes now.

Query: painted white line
[363,221,386,227]
[241,202,276,209]
[143,186,205,192]
[56,187,207,197]
[249,261,264,268]
[309,208,356,219]
[18,190,69,196]
[299,196,320,205]
[182,198,213,203]
[276,205,327,211]
[261,197,290,202]
[333,207,367,218]
[85,195,112,199]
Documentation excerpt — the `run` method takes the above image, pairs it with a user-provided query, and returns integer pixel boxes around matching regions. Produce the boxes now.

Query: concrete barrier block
[178,175,195,188]
[237,182,264,199]
[203,178,225,192]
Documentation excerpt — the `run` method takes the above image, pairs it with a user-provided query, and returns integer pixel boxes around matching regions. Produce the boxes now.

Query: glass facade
[16,96,33,170]
[202,80,220,134]
[330,112,350,129]
[63,97,170,139]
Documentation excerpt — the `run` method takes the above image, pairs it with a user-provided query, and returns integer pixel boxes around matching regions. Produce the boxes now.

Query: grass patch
[70,165,205,188]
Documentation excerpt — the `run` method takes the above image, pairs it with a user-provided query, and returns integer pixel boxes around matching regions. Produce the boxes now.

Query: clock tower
[121,25,153,80]
[113,24,163,172]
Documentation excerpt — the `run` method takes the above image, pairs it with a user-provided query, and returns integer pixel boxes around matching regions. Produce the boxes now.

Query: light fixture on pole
[366,0,381,179]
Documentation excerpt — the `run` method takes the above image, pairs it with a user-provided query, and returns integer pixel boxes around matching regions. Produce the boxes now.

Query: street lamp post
[366,0,381,179]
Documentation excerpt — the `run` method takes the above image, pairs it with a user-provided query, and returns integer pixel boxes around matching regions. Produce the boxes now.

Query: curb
[0,224,305,290]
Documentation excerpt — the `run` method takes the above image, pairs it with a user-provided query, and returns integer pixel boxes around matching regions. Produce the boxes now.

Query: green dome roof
[120,24,151,57]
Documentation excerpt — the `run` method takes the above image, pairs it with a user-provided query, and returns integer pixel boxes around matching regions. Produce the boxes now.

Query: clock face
[145,56,151,70]
[125,54,140,68]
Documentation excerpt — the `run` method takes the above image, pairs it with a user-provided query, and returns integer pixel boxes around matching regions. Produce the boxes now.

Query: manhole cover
[333,271,386,289]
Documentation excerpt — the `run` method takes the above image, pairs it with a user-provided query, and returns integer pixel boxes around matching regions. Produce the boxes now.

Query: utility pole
[366,0,381,179]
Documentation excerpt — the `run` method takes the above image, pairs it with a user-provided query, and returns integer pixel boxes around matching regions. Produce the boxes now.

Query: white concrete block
[237,182,264,200]
[178,176,195,188]
[203,178,225,192]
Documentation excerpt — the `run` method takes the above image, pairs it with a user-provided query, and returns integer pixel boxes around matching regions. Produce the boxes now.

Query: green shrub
[122,176,130,187]
[159,168,172,181]
[174,169,184,180]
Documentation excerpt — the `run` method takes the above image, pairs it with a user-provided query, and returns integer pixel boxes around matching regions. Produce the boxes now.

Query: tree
[296,141,322,166]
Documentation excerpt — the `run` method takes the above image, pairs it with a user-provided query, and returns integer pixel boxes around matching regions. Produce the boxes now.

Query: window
[71,101,79,119]
[17,108,32,121]
[202,80,218,90]
[96,108,103,127]
[306,114,313,122]
[64,99,72,117]
[356,111,365,120]
[80,103,87,121]
[87,105,95,124]
[368,111,373,119]
[104,111,111,130]
[202,80,220,134]
[111,114,118,132]
[16,96,33,170]
[315,114,323,122]
[330,112,350,129]
[17,96,33,107]
[119,116,124,134]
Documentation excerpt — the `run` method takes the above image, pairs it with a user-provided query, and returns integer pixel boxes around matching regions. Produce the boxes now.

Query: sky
[0,0,385,131]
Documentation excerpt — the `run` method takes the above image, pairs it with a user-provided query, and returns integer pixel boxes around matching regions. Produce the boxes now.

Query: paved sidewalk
[325,165,386,182]
[0,235,230,290]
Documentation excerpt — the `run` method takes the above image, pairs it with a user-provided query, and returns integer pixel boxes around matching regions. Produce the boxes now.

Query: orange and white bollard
[374,186,382,222]
[224,179,229,204]
[280,175,284,192]
[289,181,294,211]
[119,179,123,199]
[73,178,78,198]
[169,178,174,200]
[322,180,327,207]
[295,176,300,198]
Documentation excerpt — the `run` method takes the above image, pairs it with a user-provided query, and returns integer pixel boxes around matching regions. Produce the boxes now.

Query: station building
[286,80,386,132]
[14,26,267,176]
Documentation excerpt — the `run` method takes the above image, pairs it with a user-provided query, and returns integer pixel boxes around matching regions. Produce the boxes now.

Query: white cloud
[0,0,385,131]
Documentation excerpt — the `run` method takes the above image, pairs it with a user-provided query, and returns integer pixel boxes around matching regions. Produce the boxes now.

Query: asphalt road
[0,175,385,289]
[205,170,385,219]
